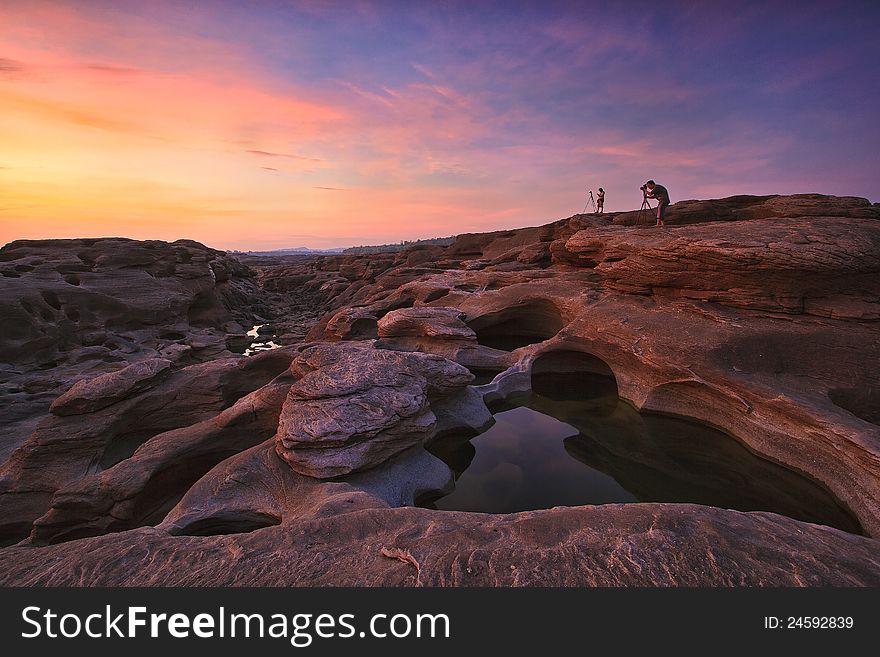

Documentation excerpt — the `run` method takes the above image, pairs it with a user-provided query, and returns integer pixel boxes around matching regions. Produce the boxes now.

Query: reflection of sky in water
[434,406,637,514]
[244,324,281,357]
[424,371,861,533]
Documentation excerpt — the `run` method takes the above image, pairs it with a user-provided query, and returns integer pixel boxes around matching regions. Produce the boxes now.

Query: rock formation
[275,342,474,478]
[565,216,880,318]
[0,193,878,585]
[0,238,261,466]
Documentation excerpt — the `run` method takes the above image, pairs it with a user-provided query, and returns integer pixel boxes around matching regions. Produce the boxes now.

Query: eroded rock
[323,307,379,340]
[0,238,261,465]
[275,342,473,478]
[49,358,172,416]
[611,193,879,226]
[28,379,293,545]
[1,194,879,586]
[564,216,880,318]
[0,349,295,546]
[378,307,475,340]
[1,504,878,586]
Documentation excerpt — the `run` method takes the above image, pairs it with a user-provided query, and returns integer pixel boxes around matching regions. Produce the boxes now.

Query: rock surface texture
[275,342,473,478]
[0,193,879,586]
[0,238,261,464]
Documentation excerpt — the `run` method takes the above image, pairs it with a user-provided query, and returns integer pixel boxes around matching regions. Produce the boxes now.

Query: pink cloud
[246,150,322,162]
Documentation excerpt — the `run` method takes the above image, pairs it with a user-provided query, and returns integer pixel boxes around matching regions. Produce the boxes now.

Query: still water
[427,406,637,513]
[244,324,281,356]
[420,372,861,534]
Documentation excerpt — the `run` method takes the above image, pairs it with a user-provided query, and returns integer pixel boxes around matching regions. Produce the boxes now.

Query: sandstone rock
[0,238,261,467]
[275,342,473,478]
[160,441,364,536]
[159,440,451,537]
[564,216,880,318]
[29,380,293,545]
[0,349,295,546]
[265,207,880,541]
[1,504,878,586]
[759,194,878,218]
[377,306,475,340]
[323,307,378,340]
[49,358,172,416]
[431,386,494,436]
[0,238,256,367]
[611,193,880,226]
[343,445,453,509]
[1,194,879,587]
[502,296,880,537]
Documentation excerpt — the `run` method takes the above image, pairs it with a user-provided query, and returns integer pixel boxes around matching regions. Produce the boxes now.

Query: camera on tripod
[640,183,648,193]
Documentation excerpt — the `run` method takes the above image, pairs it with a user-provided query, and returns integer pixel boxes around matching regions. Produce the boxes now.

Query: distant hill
[343,236,455,255]
[230,246,346,257]
[229,236,457,257]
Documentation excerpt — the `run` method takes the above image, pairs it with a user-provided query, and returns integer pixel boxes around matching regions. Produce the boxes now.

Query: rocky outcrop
[159,440,452,537]
[28,379,293,545]
[1,193,879,586]
[322,307,379,340]
[49,358,172,416]
[0,504,878,586]
[610,193,879,226]
[564,216,880,318]
[374,306,485,359]
[0,349,294,546]
[275,342,474,478]
[0,238,255,367]
[0,238,261,467]
[378,307,475,340]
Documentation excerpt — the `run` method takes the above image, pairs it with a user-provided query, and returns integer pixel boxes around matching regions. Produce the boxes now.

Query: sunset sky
[1,0,877,250]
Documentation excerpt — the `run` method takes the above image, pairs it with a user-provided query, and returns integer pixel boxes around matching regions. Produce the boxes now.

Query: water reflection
[244,324,281,357]
[421,371,861,534]
[425,406,637,513]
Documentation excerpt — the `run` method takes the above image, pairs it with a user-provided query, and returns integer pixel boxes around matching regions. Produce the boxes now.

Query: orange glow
[0,3,544,249]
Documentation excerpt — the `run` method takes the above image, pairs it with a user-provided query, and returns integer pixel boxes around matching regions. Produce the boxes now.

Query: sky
[1,0,878,250]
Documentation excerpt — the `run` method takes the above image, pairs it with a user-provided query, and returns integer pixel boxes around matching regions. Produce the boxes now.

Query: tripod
[637,193,654,224]
[581,190,597,215]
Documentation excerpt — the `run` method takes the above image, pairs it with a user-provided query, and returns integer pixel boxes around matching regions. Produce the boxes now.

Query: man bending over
[645,180,670,226]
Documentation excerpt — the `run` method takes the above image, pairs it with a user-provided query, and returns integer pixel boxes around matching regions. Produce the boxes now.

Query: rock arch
[466,299,564,351]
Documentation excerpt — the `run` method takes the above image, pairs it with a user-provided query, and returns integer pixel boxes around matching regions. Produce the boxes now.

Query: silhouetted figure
[596,188,605,215]
[645,180,670,226]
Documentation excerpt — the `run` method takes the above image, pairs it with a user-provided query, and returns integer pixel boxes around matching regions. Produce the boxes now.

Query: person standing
[645,180,670,226]
[596,188,605,215]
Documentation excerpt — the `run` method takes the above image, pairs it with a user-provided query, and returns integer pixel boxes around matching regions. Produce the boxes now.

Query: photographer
[596,188,605,215]
[642,180,670,226]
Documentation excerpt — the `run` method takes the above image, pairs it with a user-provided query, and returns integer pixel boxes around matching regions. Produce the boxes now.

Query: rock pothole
[467,366,507,385]
[168,511,282,537]
[421,349,862,534]
[466,300,564,351]
[829,386,880,426]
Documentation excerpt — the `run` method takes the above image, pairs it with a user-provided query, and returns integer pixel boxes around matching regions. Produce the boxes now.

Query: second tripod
[581,190,597,214]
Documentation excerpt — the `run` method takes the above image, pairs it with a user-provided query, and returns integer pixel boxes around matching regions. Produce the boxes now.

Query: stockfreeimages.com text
[22,605,450,646]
